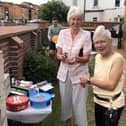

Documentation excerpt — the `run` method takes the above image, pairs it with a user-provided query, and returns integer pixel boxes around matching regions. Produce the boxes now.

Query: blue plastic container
[29,92,52,109]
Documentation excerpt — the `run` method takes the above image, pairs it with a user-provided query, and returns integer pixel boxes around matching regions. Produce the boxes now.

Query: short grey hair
[67,6,83,23]
[93,25,112,40]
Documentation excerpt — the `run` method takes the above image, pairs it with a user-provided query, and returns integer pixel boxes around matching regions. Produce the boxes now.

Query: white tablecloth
[7,102,52,123]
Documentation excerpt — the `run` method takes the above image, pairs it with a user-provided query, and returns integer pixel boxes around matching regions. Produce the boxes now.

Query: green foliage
[39,0,69,22]
[23,49,58,83]
[120,17,124,23]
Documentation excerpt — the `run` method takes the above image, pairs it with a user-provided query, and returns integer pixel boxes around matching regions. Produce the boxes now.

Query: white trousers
[59,75,88,126]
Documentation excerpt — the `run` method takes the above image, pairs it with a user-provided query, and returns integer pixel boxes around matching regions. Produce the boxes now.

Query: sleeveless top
[93,52,125,108]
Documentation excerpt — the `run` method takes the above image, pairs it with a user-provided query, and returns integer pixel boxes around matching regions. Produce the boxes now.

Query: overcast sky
[1,0,48,5]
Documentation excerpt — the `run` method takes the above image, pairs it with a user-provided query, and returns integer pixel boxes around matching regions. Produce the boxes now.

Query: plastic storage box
[29,92,52,109]
[6,95,29,112]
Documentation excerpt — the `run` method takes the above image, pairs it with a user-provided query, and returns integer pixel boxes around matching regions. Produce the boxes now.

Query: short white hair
[67,6,83,23]
[93,25,112,40]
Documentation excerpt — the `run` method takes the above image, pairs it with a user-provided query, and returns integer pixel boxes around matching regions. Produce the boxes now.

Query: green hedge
[23,49,58,83]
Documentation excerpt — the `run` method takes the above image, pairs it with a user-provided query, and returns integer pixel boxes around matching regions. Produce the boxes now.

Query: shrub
[23,49,58,83]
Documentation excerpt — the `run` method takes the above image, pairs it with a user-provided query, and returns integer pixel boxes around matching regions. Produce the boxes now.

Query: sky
[1,0,48,5]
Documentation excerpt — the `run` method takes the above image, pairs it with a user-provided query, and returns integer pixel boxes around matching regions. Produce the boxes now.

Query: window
[114,17,118,22]
[94,0,98,7]
[115,0,120,7]
[93,17,97,22]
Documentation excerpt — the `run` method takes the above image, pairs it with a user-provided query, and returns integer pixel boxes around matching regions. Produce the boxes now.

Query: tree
[39,0,69,23]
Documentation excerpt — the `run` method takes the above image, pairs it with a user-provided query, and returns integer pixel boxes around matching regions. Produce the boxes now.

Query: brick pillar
[0,51,8,126]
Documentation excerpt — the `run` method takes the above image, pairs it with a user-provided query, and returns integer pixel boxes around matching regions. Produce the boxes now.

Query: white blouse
[56,28,92,84]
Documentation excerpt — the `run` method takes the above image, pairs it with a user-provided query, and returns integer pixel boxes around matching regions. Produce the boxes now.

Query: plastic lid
[6,95,29,106]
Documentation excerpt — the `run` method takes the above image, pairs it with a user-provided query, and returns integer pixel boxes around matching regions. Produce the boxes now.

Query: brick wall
[0,24,48,79]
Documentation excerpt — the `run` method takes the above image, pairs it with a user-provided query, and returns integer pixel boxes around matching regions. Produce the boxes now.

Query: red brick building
[0,1,39,24]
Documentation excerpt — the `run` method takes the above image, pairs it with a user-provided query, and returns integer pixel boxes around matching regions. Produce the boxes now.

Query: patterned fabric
[56,28,92,84]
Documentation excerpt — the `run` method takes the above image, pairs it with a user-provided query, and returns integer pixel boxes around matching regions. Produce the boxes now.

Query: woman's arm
[80,57,124,91]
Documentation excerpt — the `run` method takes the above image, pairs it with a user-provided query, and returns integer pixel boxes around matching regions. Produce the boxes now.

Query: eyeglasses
[94,40,107,45]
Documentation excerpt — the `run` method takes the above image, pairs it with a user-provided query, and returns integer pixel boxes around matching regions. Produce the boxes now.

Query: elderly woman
[80,25,126,126]
[56,6,92,126]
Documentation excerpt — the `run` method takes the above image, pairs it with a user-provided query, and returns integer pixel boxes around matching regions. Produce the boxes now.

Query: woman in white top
[80,25,126,126]
[56,6,92,126]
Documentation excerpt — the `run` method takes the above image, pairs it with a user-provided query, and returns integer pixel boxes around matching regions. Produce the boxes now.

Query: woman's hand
[66,57,76,64]
[57,47,68,62]
[80,75,90,87]
[58,54,66,61]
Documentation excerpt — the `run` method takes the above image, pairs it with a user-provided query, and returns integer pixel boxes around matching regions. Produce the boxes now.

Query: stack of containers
[29,83,53,109]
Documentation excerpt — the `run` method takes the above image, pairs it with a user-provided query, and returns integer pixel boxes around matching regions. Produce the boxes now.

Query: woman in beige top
[80,25,126,126]
[56,6,92,126]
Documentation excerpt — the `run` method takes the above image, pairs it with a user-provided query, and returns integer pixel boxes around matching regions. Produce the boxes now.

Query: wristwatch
[87,77,91,84]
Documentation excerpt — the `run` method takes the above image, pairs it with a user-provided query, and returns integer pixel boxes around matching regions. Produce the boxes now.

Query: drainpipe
[83,0,86,21]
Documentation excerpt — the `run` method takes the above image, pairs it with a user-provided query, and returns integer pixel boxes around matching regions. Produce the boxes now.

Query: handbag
[79,48,83,57]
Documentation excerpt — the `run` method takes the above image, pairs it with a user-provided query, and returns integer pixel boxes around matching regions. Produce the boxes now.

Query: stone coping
[0,25,40,39]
